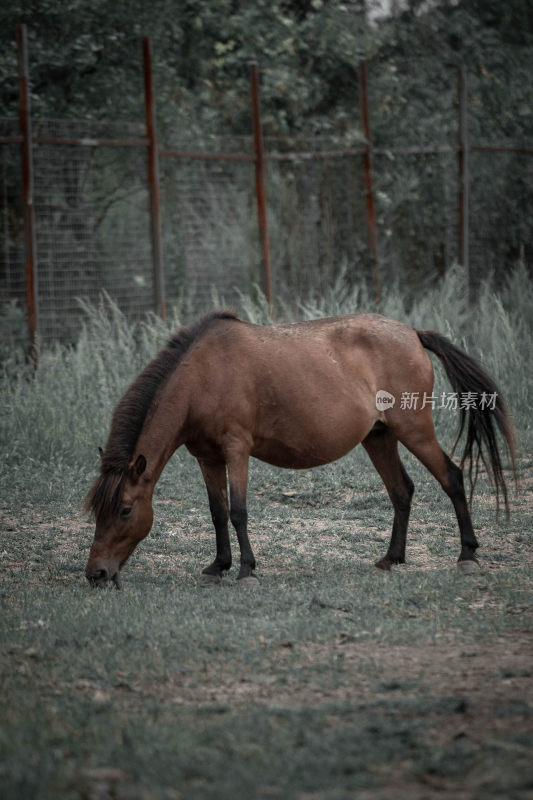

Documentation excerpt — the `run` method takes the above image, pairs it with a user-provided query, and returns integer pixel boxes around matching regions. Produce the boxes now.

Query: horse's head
[85,454,153,588]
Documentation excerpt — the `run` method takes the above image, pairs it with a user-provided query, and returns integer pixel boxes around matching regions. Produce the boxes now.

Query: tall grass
[1,265,531,507]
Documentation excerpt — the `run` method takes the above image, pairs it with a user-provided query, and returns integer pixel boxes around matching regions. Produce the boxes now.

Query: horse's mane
[84,310,240,521]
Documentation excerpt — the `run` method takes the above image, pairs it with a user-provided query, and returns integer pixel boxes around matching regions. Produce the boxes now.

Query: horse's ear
[98,446,104,460]
[129,454,147,480]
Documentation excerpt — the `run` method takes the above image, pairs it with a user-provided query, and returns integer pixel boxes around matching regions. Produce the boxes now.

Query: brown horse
[84,311,516,588]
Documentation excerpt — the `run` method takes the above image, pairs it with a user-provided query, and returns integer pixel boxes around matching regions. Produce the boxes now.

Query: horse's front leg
[198,458,232,582]
[225,443,258,586]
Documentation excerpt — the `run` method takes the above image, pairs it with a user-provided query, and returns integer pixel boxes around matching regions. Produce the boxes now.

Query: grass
[1,471,532,798]
[1,266,533,798]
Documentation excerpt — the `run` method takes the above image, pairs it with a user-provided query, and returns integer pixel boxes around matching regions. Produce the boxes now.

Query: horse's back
[202,312,430,390]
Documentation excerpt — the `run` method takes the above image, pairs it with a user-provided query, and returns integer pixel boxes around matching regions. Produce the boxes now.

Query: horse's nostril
[86,567,108,584]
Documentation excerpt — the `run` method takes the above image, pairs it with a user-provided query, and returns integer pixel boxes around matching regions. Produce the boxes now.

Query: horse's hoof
[457,559,479,575]
[199,572,222,585]
[237,574,260,589]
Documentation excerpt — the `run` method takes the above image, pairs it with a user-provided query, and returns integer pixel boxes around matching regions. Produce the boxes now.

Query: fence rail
[1,25,532,363]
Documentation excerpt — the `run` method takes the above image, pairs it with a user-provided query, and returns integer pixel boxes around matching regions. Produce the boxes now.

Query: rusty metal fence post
[143,37,166,319]
[457,64,470,303]
[358,59,381,306]
[17,23,39,366]
[249,58,272,307]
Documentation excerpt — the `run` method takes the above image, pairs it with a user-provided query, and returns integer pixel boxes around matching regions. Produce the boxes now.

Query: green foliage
[1,0,371,135]
[2,0,532,138]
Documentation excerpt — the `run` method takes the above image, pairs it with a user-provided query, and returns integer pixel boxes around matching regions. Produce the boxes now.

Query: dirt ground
[1,463,532,799]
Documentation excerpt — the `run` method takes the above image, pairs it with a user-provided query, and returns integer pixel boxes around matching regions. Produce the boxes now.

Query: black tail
[417,329,517,516]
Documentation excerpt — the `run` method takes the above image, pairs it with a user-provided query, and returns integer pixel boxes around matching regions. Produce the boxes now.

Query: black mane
[84,310,239,520]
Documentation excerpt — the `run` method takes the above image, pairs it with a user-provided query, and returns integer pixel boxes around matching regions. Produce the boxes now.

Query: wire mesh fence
[1,118,27,361]
[366,52,533,294]
[32,119,154,343]
[160,135,260,311]
[264,140,368,298]
[1,35,532,361]
[372,148,459,288]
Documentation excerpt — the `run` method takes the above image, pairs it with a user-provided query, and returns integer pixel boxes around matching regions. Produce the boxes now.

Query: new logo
[375,390,396,411]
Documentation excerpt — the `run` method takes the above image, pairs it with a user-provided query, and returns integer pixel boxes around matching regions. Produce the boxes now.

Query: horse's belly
[251,438,354,469]
[250,383,376,468]
[251,416,369,469]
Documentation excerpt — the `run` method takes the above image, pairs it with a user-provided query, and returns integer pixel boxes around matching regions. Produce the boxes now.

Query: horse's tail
[416,329,517,516]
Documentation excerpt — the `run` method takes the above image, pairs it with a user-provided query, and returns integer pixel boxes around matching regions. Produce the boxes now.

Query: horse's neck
[134,378,189,488]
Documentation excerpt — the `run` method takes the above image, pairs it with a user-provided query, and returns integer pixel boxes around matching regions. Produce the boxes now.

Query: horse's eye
[120,507,132,519]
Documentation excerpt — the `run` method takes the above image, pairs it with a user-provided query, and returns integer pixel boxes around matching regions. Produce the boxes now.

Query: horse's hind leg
[395,415,479,571]
[362,424,414,571]
[198,458,232,581]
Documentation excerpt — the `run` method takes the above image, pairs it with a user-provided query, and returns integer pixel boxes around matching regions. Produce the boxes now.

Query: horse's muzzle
[85,565,121,589]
